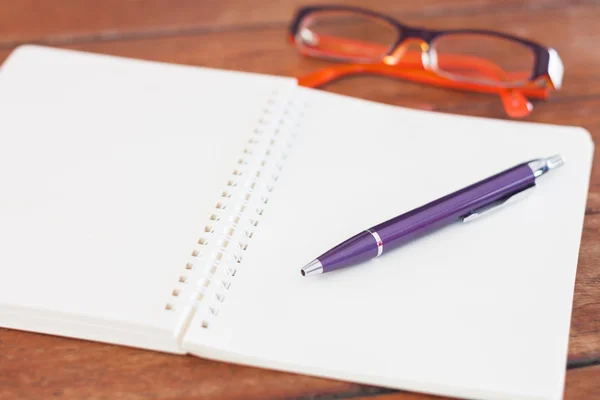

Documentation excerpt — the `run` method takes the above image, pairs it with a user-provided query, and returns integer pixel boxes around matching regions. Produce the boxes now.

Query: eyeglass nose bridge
[384,31,435,69]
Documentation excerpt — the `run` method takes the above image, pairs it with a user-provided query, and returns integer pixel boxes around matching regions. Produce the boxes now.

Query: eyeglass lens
[432,34,535,86]
[297,11,400,62]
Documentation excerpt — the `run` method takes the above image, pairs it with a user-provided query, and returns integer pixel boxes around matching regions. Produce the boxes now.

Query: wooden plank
[1,325,598,399]
[564,365,600,400]
[0,328,362,400]
[0,0,571,47]
[571,213,600,362]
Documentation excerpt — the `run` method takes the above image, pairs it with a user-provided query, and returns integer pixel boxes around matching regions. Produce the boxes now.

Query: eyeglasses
[288,5,564,117]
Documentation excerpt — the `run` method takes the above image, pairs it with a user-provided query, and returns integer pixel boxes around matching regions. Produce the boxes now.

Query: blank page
[0,46,296,352]
[184,89,593,399]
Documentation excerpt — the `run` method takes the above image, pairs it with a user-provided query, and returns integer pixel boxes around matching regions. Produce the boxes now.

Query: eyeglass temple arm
[298,63,547,118]
[298,63,540,96]
[298,61,549,98]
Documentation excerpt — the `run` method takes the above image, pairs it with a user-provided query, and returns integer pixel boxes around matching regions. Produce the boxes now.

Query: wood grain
[0,0,599,399]
[0,329,362,400]
[0,0,573,47]
[1,327,598,400]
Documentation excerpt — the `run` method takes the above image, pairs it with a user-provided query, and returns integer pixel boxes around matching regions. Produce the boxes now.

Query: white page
[0,46,296,352]
[184,89,593,399]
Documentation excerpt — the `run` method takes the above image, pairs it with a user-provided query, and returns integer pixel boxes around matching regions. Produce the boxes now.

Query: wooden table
[0,1,598,399]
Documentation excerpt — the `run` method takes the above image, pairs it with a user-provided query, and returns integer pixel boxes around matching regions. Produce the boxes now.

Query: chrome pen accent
[528,154,565,177]
[367,229,383,257]
[301,155,564,276]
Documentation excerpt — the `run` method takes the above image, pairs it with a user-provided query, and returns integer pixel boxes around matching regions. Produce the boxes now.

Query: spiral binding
[165,84,308,332]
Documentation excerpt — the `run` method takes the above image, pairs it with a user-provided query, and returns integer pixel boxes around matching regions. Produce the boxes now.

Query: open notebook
[0,46,593,400]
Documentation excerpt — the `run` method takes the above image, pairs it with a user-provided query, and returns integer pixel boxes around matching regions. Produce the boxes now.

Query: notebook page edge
[4,44,295,83]
[183,335,559,400]
[0,304,185,353]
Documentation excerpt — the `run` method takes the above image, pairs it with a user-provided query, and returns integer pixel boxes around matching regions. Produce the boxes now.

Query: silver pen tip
[300,259,323,277]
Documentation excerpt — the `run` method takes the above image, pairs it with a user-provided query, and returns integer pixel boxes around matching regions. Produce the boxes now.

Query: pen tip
[300,259,323,277]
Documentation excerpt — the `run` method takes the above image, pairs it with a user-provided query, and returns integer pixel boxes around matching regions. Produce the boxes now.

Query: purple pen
[301,155,564,276]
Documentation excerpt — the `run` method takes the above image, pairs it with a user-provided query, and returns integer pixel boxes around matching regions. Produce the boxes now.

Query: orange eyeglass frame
[288,6,563,118]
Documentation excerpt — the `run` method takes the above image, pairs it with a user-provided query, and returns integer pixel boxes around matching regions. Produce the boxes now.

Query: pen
[301,155,564,276]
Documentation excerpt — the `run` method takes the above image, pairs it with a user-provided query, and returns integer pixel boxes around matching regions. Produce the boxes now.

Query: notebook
[0,45,593,400]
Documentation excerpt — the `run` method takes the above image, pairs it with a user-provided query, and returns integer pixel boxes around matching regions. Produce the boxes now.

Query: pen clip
[461,185,536,223]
